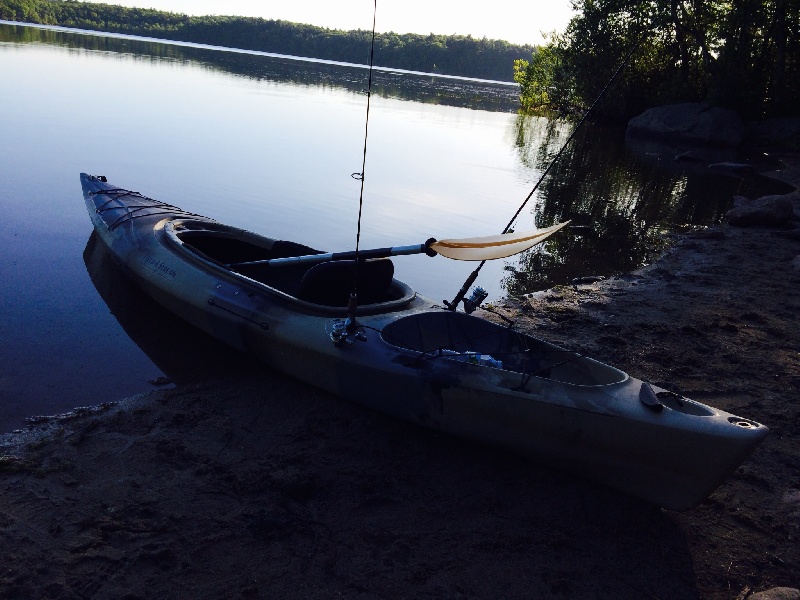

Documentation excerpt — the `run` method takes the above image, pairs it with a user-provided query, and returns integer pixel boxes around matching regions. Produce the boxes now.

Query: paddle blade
[430,221,570,261]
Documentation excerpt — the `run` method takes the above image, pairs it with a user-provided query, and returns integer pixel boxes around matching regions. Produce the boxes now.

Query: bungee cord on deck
[90,188,204,230]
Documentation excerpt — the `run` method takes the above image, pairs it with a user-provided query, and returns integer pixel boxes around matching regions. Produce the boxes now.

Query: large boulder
[627,103,744,146]
[747,117,800,151]
[748,588,800,600]
[725,194,797,227]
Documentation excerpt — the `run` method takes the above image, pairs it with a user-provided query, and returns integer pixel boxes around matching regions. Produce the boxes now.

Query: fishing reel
[463,286,488,314]
[443,285,489,314]
[330,292,367,346]
[330,318,367,346]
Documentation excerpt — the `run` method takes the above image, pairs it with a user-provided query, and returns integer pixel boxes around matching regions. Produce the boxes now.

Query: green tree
[516,0,800,120]
[514,40,559,111]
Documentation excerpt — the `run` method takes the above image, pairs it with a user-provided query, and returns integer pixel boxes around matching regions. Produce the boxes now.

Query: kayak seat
[298,259,394,306]
[270,240,322,259]
[230,241,326,297]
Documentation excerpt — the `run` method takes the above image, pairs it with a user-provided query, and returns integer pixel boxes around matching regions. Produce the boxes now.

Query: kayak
[80,173,768,510]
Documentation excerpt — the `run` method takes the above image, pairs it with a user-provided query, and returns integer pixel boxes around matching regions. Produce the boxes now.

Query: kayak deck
[382,310,627,387]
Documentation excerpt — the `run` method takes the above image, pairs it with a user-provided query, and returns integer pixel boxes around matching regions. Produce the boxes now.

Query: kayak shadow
[191,371,704,599]
[83,232,264,385]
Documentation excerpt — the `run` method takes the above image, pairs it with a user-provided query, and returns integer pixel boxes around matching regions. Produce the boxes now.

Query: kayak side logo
[142,255,177,280]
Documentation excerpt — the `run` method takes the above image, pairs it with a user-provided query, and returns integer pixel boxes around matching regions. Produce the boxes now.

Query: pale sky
[83,1,575,46]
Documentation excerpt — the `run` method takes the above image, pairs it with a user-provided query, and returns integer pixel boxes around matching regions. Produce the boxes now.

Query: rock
[792,255,800,270]
[627,103,744,146]
[675,150,707,163]
[708,162,759,178]
[694,226,726,240]
[748,117,800,151]
[572,275,606,285]
[725,194,796,227]
[748,588,800,600]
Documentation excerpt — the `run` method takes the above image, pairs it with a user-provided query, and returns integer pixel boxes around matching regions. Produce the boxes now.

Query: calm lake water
[0,22,785,432]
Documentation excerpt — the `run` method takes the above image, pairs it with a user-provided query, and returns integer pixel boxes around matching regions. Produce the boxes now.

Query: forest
[4,0,798,121]
[0,0,533,82]
[514,0,800,121]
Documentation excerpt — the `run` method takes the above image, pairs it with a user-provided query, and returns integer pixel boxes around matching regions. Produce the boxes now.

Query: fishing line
[351,0,379,301]
[502,37,644,235]
[445,36,644,311]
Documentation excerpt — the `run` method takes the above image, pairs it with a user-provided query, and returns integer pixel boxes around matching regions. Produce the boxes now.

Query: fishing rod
[444,37,644,312]
[343,0,379,336]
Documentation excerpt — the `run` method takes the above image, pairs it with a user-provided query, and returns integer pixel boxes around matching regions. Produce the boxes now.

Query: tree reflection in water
[502,114,788,296]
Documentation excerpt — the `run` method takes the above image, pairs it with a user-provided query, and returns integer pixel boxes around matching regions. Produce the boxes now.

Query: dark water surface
[0,22,788,432]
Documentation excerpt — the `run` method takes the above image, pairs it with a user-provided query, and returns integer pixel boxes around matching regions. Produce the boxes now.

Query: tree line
[0,0,534,82]
[514,0,800,121]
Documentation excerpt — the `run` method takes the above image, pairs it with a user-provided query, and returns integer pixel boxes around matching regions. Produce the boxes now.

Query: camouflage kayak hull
[81,173,768,510]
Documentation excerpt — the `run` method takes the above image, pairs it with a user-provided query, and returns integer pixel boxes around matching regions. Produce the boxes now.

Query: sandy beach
[1,156,799,599]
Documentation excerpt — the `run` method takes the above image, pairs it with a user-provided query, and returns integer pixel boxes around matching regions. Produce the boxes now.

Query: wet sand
[1,157,799,599]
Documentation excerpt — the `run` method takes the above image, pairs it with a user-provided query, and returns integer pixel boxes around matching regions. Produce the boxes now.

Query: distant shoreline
[0,0,532,82]
[2,20,520,87]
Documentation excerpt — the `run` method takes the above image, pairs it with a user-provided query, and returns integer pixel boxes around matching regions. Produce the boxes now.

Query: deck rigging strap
[90,188,204,229]
[347,0,378,326]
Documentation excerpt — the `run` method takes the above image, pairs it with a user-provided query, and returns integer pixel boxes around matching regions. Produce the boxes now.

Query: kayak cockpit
[164,219,415,310]
[381,311,627,386]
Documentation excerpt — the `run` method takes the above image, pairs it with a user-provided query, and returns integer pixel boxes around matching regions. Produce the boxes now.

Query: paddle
[227,221,570,269]
[430,221,570,261]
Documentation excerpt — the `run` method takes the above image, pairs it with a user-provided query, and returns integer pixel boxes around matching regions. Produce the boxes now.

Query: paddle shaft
[228,241,435,269]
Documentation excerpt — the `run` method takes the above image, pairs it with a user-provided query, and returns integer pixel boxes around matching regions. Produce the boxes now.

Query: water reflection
[83,232,262,383]
[502,115,793,296]
[0,22,519,112]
